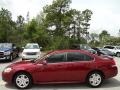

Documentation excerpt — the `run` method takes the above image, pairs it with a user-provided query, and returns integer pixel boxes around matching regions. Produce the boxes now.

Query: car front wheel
[14,72,32,89]
[9,54,13,61]
[86,72,103,87]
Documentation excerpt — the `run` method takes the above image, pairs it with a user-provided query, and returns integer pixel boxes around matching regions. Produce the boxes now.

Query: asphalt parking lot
[0,54,120,90]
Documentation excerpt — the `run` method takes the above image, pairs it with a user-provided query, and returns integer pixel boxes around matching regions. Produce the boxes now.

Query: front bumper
[21,54,40,60]
[0,55,10,60]
[2,70,13,83]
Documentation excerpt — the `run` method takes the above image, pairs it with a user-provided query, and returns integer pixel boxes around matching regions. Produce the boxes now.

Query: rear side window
[67,52,93,62]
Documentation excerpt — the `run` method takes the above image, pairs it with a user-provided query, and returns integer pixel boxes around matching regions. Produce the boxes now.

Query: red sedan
[2,50,118,89]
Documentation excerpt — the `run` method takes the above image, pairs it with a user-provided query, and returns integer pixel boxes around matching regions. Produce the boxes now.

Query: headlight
[4,51,11,55]
[4,68,12,73]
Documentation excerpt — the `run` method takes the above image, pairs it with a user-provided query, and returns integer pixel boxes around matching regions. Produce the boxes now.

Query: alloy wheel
[87,72,103,87]
[14,73,32,89]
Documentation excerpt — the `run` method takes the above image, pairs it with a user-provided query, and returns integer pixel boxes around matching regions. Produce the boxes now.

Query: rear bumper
[105,65,118,79]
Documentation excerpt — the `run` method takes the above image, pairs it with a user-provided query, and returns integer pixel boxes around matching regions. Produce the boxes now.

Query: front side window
[46,53,66,63]
[67,52,93,62]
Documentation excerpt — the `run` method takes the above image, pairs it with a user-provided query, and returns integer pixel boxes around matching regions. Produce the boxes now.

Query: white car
[104,45,120,57]
[22,43,41,60]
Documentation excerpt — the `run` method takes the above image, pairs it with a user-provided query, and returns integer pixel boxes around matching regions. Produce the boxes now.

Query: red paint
[2,50,118,85]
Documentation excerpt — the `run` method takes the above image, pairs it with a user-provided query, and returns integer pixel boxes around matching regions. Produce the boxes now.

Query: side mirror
[40,60,47,65]
[13,46,16,49]
[40,47,42,49]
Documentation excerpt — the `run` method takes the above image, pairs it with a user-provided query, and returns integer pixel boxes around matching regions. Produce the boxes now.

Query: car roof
[26,43,39,45]
[48,49,93,56]
[0,43,12,44]
[104,45,120,48]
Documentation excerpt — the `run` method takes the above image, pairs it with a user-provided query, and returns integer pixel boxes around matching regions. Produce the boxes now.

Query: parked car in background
[92,47,115,56]
[21,43,41,60]
[103,45,120,57]
[71,44,97,54]
[2,50,118,89]
[0,43,19,61]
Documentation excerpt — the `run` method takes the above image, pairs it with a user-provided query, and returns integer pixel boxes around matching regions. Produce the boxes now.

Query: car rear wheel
[14,72,32,89]
[86,72,103,87]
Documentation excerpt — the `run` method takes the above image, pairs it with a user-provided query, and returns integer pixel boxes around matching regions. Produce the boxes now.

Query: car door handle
[57,65,63,68]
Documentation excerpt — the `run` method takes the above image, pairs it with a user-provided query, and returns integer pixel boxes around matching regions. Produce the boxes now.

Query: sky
[0,0,120,36]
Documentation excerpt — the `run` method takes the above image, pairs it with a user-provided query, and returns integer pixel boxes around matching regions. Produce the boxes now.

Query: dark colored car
[0,43,19,61]
[92,47,115,56]
[71,44,97,54]
[2,50,118,89]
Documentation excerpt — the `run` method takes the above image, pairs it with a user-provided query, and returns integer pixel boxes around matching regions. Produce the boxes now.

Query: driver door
[36,52,67,82]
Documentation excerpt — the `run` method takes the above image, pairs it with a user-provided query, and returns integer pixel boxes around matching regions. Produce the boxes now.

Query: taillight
[111,65,116,67]
[110,58,116,67]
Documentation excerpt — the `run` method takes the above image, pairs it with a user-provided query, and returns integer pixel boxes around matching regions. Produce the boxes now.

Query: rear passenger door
[65,52,94,82]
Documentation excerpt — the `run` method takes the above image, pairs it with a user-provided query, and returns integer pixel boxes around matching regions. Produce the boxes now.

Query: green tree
[0,8,14,42]
[25,19,37,42]
[82,9,93,36]
[99,30,110,45]
[43,0,71,36]
[16,15,25,45]
[99,30,110,41]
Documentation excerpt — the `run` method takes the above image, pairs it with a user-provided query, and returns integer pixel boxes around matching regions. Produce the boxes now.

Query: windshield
[25,44,39,49]
[35,51,54,62]
[0,43,12,49]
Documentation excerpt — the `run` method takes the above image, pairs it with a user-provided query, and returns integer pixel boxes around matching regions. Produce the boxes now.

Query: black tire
[86,72,103,88]
[116,52,120,57]
[13,72,32,89]
[16,53,19,58]
[9,54,13,61]
[22,58,25,61]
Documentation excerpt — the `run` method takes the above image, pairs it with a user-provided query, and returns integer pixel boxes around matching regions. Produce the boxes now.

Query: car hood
[8,61,34,69]
[0,48,11,52]
[23,49,40,52]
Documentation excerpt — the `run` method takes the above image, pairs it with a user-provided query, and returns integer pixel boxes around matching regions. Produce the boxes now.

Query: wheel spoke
[16,74,30,88]
[89,73,102,87]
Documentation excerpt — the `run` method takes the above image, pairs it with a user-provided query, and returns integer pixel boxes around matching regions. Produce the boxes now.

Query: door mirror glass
[39,60,47,65]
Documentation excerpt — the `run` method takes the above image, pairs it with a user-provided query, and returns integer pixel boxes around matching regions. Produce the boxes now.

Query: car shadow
[0,60,11,63]
[0,57,20,64]
[101,78,120,88]
[4,78,120,90]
